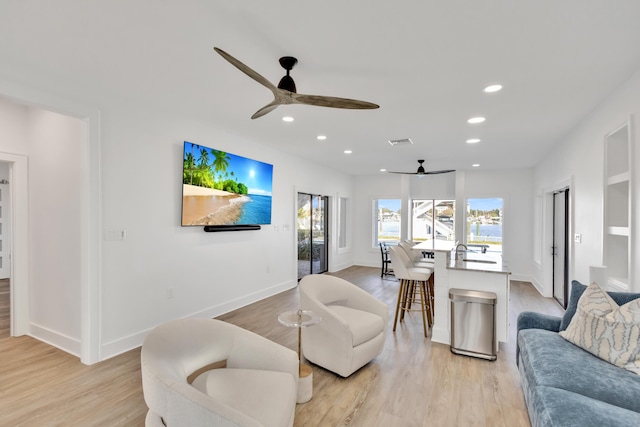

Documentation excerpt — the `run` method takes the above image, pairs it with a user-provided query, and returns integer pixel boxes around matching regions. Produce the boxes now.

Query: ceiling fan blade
[387,171,418,175]
[251,102,280,119]
[292,93,379,110]
[424,169,456,174]
[214,47,277,92]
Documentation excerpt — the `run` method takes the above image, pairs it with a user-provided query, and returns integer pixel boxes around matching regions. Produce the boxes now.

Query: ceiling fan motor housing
[278,56,298,92]
[278,75,296,92]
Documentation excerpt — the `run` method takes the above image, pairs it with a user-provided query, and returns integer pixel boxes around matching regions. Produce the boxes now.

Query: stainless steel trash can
[449,288,497,361]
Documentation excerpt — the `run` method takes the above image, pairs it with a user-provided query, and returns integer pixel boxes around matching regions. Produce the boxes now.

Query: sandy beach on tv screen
[182,184,247,225]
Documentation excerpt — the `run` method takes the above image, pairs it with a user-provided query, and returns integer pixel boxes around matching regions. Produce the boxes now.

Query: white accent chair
[299,274,388,377]
[141,318,299,427]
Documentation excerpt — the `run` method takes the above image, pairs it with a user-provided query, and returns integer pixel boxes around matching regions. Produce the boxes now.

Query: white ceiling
[2,1,640,175]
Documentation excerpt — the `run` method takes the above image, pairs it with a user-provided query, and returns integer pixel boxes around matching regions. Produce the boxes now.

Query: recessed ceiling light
[466,138,481,144]
[282,116,294,122]
[468,117,486,124]
[379,168,387,172]
[483,84,503,93]
[472,163,480,167]
[317,135,327,140]
[344,150,352,154]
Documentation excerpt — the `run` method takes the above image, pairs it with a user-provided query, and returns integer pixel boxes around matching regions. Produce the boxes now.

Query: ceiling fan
[388,160,455,175]
[214,47,380,119]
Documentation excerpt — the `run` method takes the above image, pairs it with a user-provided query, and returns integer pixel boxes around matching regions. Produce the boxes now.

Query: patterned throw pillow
[559,283,640,374]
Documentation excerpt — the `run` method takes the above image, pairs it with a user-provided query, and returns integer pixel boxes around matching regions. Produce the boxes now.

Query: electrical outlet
[574,233,582,243]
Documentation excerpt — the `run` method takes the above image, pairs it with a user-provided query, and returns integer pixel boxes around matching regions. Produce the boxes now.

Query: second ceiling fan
[214,47,380,119]
[388,160,455,175]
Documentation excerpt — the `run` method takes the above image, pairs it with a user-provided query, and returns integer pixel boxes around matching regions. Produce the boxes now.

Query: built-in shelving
[603,120,633,291]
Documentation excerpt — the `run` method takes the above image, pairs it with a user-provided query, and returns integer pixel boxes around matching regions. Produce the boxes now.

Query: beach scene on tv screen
[182,141,273,226]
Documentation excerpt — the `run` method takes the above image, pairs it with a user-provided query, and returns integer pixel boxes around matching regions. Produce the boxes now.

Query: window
[374,199,401,245]
[411,199,455,242]
[467,198,503,254]
[338,197,348,250]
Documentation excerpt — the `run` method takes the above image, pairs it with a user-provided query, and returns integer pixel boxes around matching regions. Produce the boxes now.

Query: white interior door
[0,183,10,279]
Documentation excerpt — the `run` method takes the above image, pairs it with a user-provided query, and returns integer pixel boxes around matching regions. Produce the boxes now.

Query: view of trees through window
[411,200,455,242]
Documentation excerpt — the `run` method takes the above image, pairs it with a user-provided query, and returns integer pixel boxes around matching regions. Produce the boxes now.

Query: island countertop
[446,251,511,274]
[412,240,456,252]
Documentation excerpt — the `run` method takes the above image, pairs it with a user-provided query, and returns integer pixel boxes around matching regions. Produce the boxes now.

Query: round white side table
[277,309,322,403]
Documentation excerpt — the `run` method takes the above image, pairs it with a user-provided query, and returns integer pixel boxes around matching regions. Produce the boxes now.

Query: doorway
[0,88,101,364]
[297,193,328,280]
[0,179,10,280]
[552,188,570,308]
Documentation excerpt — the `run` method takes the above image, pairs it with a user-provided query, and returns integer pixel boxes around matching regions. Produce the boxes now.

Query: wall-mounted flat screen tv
[182,141,273,227]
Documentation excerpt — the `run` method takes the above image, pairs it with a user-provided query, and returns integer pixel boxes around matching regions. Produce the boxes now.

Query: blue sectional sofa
[516,281,640,427]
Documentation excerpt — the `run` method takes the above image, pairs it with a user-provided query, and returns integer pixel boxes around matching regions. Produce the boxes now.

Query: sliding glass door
[297,193,328,280]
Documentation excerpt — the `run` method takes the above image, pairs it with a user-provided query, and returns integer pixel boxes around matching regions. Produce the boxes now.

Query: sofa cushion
[528,386,640,427]
[560,283,640,374]
[192,368,297,427]
[518,329,640,413]
[560,280,640,331]
[328,305,384,347]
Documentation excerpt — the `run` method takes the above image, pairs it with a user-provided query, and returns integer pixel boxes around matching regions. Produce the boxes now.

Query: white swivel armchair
[299,274,388,377]
[141,318,299,427]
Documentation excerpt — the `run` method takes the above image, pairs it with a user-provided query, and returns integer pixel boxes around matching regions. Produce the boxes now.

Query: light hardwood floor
[0,268,564,426]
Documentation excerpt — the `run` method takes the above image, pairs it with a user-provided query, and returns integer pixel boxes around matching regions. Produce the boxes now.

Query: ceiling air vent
[388,138,414,146]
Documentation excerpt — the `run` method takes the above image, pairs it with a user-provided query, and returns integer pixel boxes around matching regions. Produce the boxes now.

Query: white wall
[27,108,84,352]
[353,168,534,281]
[533,68,640,294]
[0,98,28,151]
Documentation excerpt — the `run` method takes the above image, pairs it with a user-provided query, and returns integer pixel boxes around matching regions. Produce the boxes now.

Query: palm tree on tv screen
[183,152,195,184]
[212,150,230,185]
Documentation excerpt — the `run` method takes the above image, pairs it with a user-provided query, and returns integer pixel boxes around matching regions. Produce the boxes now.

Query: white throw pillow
[560,283,640,374]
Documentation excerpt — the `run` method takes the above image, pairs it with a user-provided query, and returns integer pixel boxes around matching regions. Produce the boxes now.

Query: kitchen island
[413,240,511,349]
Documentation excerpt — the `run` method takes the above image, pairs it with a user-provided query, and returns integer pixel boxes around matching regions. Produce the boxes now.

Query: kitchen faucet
[455,243,468,259]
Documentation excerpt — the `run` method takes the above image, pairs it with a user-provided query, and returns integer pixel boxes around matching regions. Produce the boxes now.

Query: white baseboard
[431,326,450,346]
[353,259,379,269]
[529,277,544,296]
[99,279,297,361]
[509,273,533,283]
[329,261,354,273]
[29,323,81,358]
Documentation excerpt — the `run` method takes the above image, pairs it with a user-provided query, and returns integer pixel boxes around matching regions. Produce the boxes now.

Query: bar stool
[379,242,393,277]
[398,241,435,315]
[398,240,434,269]
[389,246,433,337]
